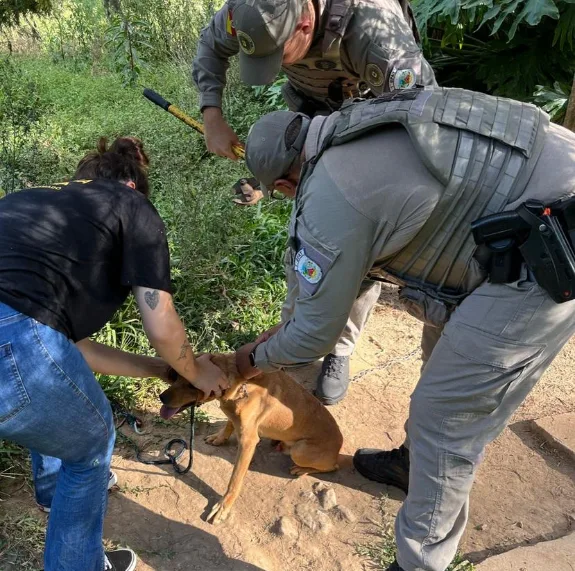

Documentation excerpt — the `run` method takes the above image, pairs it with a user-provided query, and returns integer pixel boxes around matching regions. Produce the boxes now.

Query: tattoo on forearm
[178,341,191,360]
[144,290,159,310]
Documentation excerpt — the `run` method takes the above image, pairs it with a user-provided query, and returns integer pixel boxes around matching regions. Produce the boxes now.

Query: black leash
[111,401,196,475]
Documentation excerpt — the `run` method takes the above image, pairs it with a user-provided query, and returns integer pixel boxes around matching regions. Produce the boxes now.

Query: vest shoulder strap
[321,0,355,59]
[314,88,549,184]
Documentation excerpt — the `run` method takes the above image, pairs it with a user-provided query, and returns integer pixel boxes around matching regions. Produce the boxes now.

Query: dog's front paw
[207,499,231,525]
[205,432,228,446]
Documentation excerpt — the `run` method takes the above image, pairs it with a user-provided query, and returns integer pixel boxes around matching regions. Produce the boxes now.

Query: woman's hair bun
[74,135,151,197]
[109,137,149,169]
[97,137,109,155]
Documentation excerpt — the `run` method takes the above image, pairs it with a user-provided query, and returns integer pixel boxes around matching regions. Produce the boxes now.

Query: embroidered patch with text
[389,68,416,90]
[295,249,323,285]
[238,31,255,55]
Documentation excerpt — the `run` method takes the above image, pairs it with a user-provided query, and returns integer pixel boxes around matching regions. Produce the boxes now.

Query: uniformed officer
[193,0,436,159]
[194,0,436,403]
[233,88,575,571]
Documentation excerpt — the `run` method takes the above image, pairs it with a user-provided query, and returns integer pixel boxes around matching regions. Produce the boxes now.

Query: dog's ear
[210,353,240,380]
[160,377,204,408]
[164,366,180,385]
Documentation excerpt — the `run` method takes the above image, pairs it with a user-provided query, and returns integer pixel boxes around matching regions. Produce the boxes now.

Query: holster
[472,198,575,303]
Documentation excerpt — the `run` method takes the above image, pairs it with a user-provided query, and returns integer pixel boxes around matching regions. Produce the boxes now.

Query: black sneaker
[314,354,350,405]
[105,548,137,571]
[353,445,410,494]
[386,561,404,571]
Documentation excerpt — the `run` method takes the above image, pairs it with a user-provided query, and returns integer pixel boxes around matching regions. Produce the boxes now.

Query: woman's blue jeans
[0,302,115,571]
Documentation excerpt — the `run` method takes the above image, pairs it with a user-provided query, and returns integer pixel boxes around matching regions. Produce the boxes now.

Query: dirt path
[2,285,575,570]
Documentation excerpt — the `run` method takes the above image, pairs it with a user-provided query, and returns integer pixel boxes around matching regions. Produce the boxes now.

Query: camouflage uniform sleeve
[253,168,376,371]
[192,2,240,110]
[342,1,437,94]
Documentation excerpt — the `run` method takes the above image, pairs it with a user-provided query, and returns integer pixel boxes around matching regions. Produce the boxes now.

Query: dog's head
[158,354,238,420]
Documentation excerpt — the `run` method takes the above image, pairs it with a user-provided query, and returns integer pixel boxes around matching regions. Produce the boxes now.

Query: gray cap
[232,0,304,85]
[245,110,311,189]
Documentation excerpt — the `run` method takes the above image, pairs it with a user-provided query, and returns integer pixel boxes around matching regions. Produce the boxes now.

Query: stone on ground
[531,412,575,462]
[475,532,575,570]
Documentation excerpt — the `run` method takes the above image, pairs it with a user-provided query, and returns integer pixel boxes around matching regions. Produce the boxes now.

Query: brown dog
[159,353,344,525]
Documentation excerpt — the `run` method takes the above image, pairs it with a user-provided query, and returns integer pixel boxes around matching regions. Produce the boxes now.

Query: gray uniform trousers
[282,247,381,357]
[396,267,575,571]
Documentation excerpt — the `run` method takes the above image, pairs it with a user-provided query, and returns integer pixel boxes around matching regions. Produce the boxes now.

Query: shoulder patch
[389,67,416,91]
[295,248,323,285]
[226,9,236,37]
[291,220,340,296]
[237,30,255,55]
[366,63,385,88]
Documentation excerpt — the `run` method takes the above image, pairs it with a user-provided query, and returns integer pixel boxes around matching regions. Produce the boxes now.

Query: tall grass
[0,0,291,491]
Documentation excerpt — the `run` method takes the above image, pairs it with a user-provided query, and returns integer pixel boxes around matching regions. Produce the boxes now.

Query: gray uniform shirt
[254,119,443,371]
[193,0,436,110]
[254,119,575,372]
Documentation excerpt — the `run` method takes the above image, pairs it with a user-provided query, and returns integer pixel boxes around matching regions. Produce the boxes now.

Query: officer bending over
[234,87,575,571]
[195,0,437,404]
[193,0,435,159]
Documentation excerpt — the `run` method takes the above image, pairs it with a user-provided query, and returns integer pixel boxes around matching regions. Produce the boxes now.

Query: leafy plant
[105,15,152,86]
[253,74,289,110]
[119,0,217,63]
[533,81,570,122]
[413,0,575,108]
[414,0,570,42]
[0,0,52,28]
[0,57,43,194]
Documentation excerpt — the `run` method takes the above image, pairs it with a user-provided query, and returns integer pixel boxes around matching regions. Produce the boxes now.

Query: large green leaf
[509,0,560,38]
[533,82,570,121]
[553,3,575,48]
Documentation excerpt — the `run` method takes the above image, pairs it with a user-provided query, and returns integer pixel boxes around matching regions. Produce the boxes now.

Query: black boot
[314,354,350,405]
[353,445,410,494]
[386,560,404,571]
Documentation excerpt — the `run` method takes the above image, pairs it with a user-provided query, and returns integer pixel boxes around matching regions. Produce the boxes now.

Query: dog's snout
[159,391,170,405]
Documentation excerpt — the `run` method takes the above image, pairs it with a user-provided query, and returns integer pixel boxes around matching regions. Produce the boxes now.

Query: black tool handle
[143,88,171,111]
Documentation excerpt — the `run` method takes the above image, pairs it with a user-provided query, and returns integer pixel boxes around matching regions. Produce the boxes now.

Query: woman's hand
[186,354,229,399]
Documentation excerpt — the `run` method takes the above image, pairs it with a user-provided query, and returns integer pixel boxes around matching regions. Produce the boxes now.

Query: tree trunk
[564,73,575,132]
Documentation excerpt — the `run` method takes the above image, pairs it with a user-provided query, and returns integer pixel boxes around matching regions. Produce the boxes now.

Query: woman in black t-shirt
[0,137,228,571]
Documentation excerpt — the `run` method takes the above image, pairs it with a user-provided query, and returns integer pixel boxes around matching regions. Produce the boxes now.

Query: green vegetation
[0,0,52,28]
[413,0,575,119]
[0,513,45,570]
[0,54,289,406]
